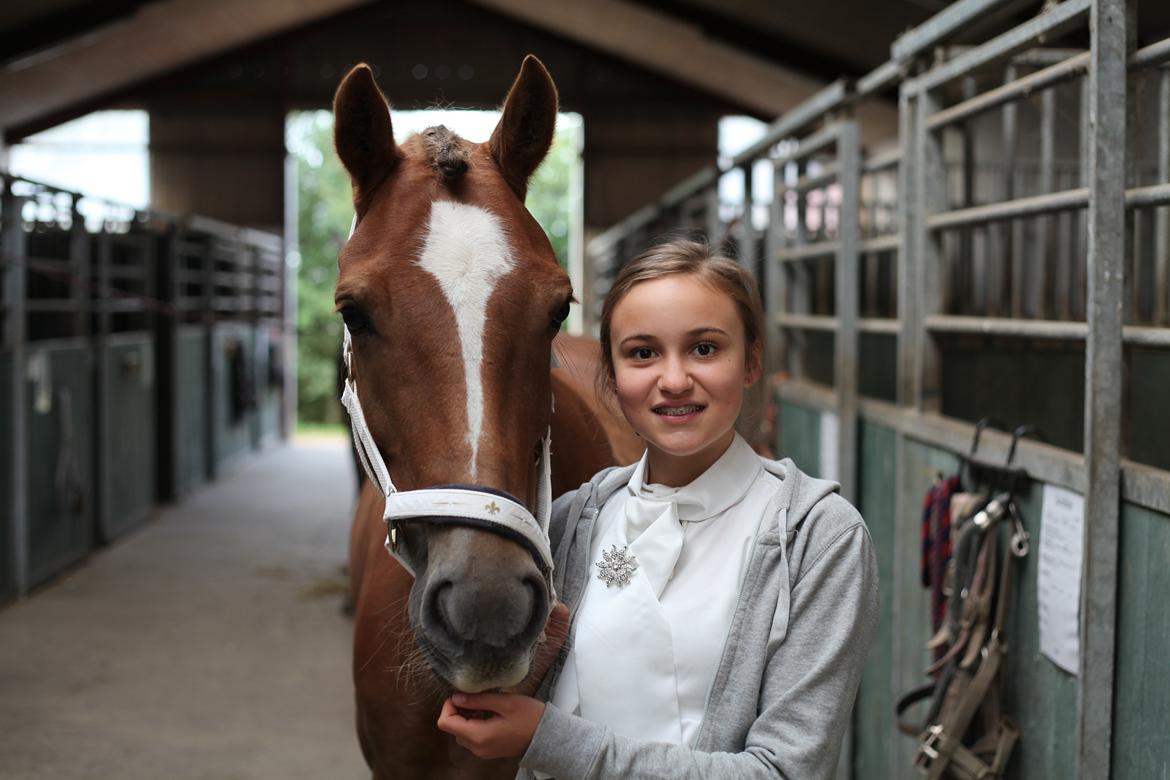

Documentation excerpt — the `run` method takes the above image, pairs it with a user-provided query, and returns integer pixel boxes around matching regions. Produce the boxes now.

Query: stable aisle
[0,439,369,779]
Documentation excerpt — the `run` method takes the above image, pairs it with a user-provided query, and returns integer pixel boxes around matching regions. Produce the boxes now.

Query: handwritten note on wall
[1037,484,1085,675]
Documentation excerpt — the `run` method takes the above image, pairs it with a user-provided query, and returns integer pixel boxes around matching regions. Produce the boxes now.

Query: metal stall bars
[90,198,158,541]
[1,176,21,602]
[767,111,863,501]
[196,215,255,471]
[158,218,215,497]
[588,77,887,497]
[182,215,285,473]
[1,176,95,593]
[585,77,887,779]
[0,172,290,601]
[242,226,284,450]
[156,214,287,504]
[900,3,1170,776]
[583,71,892,766]
[583,0,1170,777]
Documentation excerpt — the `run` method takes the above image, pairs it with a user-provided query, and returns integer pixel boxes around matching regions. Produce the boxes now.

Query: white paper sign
[1037,484,1085,675]
[819,411,839,483]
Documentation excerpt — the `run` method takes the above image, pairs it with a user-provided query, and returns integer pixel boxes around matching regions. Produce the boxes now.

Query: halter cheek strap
[339,307,555,583]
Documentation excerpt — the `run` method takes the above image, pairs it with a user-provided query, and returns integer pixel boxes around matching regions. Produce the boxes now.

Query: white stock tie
[570,488,688,744]
[623,491,686,598]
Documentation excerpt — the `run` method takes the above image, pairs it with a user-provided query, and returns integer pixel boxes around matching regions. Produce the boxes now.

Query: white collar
[626,433,764,523]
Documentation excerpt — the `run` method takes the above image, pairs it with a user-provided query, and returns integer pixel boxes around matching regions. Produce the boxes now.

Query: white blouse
[549,433,782,746]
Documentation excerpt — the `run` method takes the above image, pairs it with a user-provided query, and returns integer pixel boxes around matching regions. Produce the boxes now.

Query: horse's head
[333,57,571,693]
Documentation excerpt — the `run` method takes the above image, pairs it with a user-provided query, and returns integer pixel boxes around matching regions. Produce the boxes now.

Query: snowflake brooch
[595,544,638,588]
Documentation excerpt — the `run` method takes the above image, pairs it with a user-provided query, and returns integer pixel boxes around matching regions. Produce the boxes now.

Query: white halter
[339,217,555,582]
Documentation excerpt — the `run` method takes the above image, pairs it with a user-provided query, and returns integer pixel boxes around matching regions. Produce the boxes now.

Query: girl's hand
[436,692,545,759]
[437,601,569,759]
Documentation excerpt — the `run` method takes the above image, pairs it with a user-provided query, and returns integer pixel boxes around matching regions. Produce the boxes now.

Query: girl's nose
[657,356,693,394]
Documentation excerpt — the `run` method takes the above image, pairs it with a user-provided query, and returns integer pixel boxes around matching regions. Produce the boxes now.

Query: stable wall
[132,0,738,257]
[150,105,286,235]
[776,398,1170,779]
[583,108,719,231]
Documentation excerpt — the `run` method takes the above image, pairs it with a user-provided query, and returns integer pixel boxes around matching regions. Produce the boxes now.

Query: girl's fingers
[438,694,540,760]
[436,698,472,736]
[452,691,512,714]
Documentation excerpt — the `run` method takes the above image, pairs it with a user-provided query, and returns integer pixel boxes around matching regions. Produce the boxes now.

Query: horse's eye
[551,299,571,328]
[340,305,369,334]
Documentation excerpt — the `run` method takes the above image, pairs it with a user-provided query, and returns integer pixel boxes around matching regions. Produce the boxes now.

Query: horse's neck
[550,335,644,482]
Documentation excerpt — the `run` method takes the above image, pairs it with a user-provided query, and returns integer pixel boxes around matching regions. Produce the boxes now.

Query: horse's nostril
[424,570,548,649]
[429,580,462,640]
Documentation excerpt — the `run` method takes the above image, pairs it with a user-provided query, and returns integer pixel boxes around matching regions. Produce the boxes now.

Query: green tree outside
[286,110,580,424]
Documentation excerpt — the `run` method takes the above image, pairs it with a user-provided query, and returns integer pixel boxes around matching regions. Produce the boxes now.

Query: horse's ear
[489,55,558,200]
[333,64,399,206]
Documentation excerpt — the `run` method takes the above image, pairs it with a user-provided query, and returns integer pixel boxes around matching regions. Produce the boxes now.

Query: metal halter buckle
[1008,500,1031,558]
[916,725,945,768]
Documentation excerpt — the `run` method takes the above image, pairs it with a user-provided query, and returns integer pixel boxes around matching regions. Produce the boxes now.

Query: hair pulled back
[597,239,765,396]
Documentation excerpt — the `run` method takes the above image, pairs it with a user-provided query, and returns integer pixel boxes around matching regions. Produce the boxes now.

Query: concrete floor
[0,438,370,779]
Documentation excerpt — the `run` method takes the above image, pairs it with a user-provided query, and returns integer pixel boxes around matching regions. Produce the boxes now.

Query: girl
[437,239,879,779]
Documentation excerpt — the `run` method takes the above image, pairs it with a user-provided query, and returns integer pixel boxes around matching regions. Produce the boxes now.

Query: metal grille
[8,178,86,343]
[1,169,286,600]
[585,7,1169,775]
[587,0,1170,472]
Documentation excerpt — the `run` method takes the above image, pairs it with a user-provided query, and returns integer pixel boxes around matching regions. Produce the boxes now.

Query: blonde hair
[597,239,764,395]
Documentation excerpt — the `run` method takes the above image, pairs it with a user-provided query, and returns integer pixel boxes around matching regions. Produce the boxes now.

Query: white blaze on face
[416,201,514,480]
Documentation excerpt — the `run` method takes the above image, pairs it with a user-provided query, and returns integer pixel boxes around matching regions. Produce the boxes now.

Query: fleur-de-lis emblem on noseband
[485,501,501,515]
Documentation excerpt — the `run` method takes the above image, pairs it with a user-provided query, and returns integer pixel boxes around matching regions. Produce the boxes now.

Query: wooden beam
[469,0,897,141]
[1075,1,1130,776]
[0,0,373,133]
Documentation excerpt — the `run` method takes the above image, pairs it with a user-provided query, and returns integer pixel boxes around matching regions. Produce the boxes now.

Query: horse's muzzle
[410,525,552,692]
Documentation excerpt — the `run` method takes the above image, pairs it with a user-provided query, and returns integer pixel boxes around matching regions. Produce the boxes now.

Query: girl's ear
[744,342,763,387]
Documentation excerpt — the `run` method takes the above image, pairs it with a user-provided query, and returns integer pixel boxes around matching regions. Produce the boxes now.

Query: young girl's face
[610,273,759,486]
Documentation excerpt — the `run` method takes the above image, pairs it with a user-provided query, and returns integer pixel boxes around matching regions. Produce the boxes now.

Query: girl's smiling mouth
[652,403,706,419]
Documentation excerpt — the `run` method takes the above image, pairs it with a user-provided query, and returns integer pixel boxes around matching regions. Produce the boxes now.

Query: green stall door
[1113,502,1170,780]
[255,327,283,447]
[175,327,209,495]
[212,324,255,469]
[99,336,156,540]
[24,343,94,587]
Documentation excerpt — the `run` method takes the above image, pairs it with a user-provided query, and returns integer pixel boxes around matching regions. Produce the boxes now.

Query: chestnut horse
[335,57,639,779]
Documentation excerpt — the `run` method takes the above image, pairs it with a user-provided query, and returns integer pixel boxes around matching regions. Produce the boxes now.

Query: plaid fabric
[920,475,960,632]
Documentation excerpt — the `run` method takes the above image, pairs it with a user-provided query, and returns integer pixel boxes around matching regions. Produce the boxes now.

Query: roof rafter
[0,0,374,134]
[468,0,897,142]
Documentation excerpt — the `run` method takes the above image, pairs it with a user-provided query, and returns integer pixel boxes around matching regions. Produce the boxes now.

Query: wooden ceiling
[3,0,1168,141]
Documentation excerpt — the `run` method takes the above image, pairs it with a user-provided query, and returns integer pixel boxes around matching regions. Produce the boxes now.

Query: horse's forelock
[419,125,469,183]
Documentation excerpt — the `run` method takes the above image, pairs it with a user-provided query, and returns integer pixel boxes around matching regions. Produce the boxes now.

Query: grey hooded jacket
[517,457,879,780]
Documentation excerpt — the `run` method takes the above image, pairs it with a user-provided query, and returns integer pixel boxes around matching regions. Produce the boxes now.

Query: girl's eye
[694,342,718,357]
[630,347,656,360]
[339,304,369,334]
